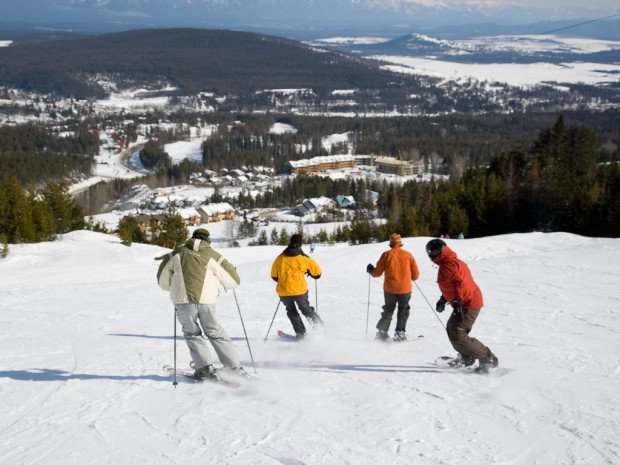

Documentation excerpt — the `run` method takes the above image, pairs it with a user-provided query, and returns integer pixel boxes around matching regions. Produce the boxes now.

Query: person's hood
[185,237,212,251]
[433,245,457,264]
[283,244,307,257]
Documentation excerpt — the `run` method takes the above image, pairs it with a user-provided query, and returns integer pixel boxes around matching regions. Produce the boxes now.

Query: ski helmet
[426,239,446,260]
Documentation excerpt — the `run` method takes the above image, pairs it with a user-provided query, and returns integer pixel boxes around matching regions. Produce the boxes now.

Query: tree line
[0,176,87,244]
[231,116,619,238]
[0,123,98,185]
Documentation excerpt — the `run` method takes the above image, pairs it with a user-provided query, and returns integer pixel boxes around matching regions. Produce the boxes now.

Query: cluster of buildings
[285,154,427,176]
[191,166,276,188]
[133,202,236,231]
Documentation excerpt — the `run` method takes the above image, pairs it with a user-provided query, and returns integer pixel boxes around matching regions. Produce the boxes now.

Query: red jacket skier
[426,239,498,373]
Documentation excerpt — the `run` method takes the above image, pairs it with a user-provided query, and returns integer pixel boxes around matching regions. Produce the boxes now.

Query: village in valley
[91,134,440,245]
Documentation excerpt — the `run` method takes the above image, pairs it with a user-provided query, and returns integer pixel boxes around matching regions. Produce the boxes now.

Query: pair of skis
[276,330,425,344]
[162,364,249,388]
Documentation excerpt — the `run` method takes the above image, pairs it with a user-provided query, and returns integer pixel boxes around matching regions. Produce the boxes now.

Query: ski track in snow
[0,231,618,464]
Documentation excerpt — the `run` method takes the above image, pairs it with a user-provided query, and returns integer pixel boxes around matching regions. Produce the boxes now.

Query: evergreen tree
[118,216,147,246]
[153,209,188,249]
[278,227,290,245]
[0,176,35,243]
[41,182,85,235]
[349,211,375,245]
[256,229,269,245]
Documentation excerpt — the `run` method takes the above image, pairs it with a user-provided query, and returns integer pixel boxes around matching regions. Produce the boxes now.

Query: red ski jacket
[433,246,483,309]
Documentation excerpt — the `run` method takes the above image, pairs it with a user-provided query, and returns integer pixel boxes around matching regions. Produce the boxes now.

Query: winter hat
[192,228,211,242]
[389,233,402,247]
[290,234,303,247]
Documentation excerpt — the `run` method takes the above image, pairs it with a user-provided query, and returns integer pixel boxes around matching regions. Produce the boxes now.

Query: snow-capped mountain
[1,0,616,36]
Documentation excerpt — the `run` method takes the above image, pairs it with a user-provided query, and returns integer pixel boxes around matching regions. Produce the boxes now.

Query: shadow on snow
[0,369,170,382]
[109,333,248,342]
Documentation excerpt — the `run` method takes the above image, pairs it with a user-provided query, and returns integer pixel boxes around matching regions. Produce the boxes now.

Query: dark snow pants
[376,291,411,333]
[446,308,491,359]
[280,292,323,335]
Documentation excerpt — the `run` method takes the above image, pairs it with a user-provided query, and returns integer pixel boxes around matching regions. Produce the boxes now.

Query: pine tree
[118,216,147,246]
[41,182,85,235]
[0,176,35,243]
[154,209,188,249]
[256,229,269,245]
[278,227,290,245]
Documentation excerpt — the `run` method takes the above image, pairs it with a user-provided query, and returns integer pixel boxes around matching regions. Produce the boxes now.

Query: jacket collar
[283,244,307,257]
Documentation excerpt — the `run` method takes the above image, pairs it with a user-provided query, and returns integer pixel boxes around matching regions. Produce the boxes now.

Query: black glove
[436,296,447,313]
[452,300,464,321]
[366,263,375,274]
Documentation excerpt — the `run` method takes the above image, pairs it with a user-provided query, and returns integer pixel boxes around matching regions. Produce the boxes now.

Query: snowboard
[162,365,241,388]
[433,356,512,376]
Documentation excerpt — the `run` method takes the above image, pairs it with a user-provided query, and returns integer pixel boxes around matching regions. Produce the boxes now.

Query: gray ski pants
[174,303,240,370]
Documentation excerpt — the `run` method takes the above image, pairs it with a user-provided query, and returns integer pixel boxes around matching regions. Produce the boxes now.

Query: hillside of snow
[0,231,618,464]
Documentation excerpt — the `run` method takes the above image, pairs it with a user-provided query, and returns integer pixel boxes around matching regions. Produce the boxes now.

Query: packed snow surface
[0,232,618,464]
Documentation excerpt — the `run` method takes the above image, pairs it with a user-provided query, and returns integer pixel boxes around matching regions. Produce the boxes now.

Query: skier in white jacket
[157,228,245,380]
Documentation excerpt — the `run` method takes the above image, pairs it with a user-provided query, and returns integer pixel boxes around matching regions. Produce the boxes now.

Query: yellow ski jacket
[271,245,322,297]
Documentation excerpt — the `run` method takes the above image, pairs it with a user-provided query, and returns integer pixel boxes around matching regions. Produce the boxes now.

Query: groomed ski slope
[0,231,618,465]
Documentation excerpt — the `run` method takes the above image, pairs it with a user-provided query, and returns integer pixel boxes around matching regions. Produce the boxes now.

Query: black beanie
[290,234,302,246]
[192,228,211,242]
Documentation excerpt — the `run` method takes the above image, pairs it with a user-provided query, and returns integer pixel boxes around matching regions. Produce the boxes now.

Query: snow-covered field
[372,55,620,86]
[164,124,218,164]
[1,231,618,464]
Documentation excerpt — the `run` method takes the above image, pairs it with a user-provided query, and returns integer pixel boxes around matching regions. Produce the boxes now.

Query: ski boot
[223,366,252,379]
[474,352,499,374]
[374,330,389,342]
[393,331,407,342]
[193,364,220,381]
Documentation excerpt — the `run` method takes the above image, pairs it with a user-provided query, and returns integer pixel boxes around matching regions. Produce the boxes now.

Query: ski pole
[366,273,371,339]
[314,279,319,316]
[414,281,446,331]
[264,300,281,341]
[173,308,178,388]
[233,289,257,373]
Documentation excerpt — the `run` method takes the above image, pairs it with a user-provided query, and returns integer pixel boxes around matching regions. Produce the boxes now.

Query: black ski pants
[376,291,411,333]
[280,292,323,335]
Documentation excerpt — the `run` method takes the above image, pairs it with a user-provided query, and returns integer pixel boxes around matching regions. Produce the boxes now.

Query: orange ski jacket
[433,246,483,309]
[371,245,420,294]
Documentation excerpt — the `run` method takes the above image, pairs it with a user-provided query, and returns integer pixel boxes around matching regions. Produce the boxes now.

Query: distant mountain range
[320,31,620,64]
[0,0,618,40]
